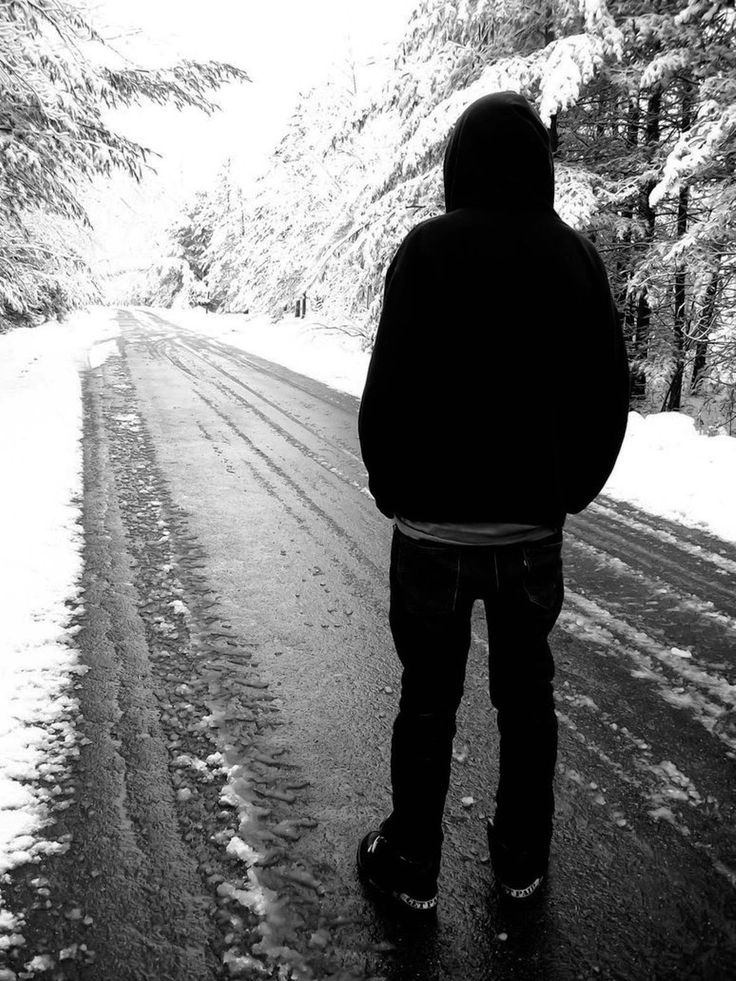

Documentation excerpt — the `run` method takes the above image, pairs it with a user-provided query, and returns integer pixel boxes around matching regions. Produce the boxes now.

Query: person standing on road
[356,91,629,911]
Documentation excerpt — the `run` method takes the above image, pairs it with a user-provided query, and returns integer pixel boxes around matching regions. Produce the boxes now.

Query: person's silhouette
[357,91,629,911]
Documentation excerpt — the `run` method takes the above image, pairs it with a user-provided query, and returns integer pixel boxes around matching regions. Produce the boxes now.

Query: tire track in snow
[554,690,733,883]
[179,349,369,499]
[568,536,736,637]
[471,622,735,892]
[556,707,736,894]
[188,407,383,627]
[589,500,736,577]
[570,506,736,616]
[176,338,365,468]
[102,352,385,981]
[565,537,736,683]
[188,386,383,580]
[561,590,736,751]
[137,332,380,565]
[142,310,362,459]
[122,310,736,976]
[6,366,223,980]
[16,346,381,981]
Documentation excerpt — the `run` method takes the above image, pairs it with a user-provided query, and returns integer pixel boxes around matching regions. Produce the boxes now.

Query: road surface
[5,308,736,980]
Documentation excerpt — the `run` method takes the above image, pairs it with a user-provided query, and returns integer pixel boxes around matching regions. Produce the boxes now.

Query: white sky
[87,0,416,274]
[94,0,416,190]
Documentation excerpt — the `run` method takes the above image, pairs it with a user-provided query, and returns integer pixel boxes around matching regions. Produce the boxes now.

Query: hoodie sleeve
[358,233,421,518]
[561,239,630,513]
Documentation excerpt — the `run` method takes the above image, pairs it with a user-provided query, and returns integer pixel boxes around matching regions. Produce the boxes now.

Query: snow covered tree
[558,1,736,417]
[197,58,399,324]
[314,0,623,333]
[0,0,248,331]
[182,0,736,426]
[204,160,247,310]
[136,256,191,308]
[199,0,623,337]
[171,191,215,284]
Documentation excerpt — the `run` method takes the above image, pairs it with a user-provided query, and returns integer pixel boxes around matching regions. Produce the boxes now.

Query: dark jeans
[381,527,564,861]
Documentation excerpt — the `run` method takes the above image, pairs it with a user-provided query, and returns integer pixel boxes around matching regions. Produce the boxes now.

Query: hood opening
[443,91,554,212]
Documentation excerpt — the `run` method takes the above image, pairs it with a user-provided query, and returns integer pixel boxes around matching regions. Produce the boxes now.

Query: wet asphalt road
[7,308,736,981]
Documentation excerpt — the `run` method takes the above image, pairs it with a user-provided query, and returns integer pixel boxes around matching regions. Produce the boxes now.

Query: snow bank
[141,307,736,544]
[0,308,119,944]
[604,412,736,543]
[145,308,370,398]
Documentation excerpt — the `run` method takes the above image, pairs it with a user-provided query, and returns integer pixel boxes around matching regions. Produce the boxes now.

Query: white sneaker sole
[357,844,438,912]
[499,874,544,900]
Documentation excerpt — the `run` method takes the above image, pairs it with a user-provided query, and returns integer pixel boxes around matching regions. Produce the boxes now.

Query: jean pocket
[393,533,460,616]
[521,540,563,611]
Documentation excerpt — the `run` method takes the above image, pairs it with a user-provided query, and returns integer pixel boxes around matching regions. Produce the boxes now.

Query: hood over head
[443,91,554,212]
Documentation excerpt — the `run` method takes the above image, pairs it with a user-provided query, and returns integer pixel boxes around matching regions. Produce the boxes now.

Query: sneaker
[487,819,549,900]
[356,830,439,913]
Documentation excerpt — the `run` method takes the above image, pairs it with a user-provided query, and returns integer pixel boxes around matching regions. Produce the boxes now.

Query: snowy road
[7,308,736,980]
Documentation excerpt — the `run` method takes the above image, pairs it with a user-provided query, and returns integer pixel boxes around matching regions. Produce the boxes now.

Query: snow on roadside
[603,411,736,544]
[0,308,119,951]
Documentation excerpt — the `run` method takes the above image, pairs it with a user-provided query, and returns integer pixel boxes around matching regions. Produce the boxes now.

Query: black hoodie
[358,92,629,525]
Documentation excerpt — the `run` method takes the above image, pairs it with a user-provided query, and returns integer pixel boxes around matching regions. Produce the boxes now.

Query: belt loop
[493,548,500,593]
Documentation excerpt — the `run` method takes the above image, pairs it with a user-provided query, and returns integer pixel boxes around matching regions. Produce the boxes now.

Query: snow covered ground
[152,306,736,546]
[1,302,734,946]
[603,410,736,544]
[0,309,119,950]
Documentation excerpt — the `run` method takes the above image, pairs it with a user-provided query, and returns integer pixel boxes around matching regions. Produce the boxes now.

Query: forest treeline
[0,0,246,333]
[3,1,735,428]
[142,0,736,427]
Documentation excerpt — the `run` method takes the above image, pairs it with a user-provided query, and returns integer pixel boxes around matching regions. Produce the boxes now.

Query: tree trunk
[663,185,690,410]
[663,85,695,412]
[690,271,719,393]
[630,90,661,401]
[631,293,651,401]
[543,6,554,45]
[619,96,639,346]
